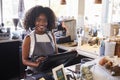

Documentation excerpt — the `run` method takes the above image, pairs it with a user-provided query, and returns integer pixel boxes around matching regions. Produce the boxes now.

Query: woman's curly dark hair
[23,5,56,31]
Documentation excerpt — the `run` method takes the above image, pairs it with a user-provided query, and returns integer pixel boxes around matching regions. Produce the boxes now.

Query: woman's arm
[22,36,40,67]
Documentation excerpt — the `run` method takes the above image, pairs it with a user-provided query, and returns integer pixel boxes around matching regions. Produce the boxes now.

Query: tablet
[37,51,78,73]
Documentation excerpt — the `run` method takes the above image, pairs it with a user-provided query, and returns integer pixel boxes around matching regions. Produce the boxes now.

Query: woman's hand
[36,56,46,62]
[35,56,46,67]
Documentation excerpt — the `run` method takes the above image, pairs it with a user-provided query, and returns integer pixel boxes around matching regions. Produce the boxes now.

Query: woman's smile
[35,14,48,34]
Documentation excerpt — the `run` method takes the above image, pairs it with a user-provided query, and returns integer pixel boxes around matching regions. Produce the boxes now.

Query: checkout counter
[57,42,99,59]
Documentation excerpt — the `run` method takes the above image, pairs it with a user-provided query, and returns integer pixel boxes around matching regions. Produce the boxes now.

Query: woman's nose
[39,20,47,25]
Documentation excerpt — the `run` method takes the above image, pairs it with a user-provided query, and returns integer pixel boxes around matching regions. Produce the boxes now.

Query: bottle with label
[113,29,116,36]
[77,36,82,47]
[117,29,120,36]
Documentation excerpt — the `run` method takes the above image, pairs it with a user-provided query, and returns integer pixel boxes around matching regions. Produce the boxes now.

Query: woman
[22,5,58,73]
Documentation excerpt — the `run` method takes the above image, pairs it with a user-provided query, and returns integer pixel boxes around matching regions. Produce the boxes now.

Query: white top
[28,31,54,57]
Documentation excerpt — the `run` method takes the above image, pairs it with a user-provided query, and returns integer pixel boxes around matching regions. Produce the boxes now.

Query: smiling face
[35,14,48,34]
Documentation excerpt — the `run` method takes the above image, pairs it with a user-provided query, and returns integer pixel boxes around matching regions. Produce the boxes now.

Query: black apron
[30,32,55,73]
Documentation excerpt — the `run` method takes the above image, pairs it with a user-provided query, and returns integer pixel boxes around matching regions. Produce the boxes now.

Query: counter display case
[0,40,21,79]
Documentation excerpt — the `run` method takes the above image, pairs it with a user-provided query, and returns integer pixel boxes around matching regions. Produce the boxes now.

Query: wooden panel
[64,19,76,41]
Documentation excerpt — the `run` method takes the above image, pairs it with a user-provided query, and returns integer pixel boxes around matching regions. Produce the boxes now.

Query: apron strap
[50,32,58,54]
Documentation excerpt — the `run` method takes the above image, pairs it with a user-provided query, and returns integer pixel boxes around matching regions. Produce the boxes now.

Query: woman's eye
[36,18,47,22]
